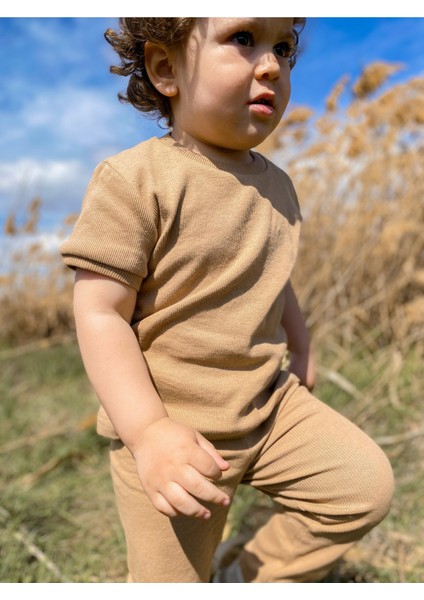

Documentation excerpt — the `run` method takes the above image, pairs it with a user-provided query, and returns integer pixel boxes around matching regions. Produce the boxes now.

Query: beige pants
[109,383,394,582]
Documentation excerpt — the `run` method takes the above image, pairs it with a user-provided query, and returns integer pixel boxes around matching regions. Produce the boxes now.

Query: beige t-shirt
[61,135,302,440]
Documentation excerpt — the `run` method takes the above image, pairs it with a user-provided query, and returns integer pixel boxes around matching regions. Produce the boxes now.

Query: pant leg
[109,439,244,582]
[238,384,395,583]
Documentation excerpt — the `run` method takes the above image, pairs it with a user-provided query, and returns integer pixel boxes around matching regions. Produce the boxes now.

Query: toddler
[61,17,394,583]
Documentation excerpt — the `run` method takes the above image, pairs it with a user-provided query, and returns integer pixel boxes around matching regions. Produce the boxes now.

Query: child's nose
[254,52,280,80]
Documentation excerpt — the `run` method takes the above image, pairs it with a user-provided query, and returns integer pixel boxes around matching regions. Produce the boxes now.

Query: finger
[195,434,230,472]
[163,481,213,519]
[150,491,179,518]
[189,445,224,481]
[179,465,230,508]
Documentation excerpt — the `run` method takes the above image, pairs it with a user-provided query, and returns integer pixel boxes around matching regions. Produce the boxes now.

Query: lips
[248,93,276,117]
[249,93,275,109]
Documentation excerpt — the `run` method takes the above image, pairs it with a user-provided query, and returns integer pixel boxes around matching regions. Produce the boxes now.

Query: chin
[244,135,272,150]
[246,127,278,148]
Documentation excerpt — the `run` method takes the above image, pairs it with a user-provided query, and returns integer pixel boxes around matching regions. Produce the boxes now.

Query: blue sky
[1,15,424,232]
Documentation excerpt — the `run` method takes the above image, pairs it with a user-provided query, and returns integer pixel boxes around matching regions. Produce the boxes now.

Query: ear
[144,41,179,98]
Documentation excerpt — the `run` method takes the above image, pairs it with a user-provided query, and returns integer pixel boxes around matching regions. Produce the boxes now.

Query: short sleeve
[60,160,158,290]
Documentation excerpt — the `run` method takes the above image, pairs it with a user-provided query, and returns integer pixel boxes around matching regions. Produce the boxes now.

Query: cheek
[280,74,291,104]
[195,80,240,110]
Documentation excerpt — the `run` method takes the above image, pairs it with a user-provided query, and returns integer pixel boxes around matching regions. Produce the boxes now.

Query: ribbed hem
[61,255,142,290]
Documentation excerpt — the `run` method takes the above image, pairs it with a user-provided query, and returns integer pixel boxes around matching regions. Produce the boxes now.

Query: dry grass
[258,61,424,356]
[1,61,423,582]
[1,200,76,343]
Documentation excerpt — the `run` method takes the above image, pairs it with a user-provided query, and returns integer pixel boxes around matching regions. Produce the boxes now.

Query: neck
[170,129,253,166]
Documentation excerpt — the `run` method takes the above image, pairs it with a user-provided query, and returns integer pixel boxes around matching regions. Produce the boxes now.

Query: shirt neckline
[158,134,269,176]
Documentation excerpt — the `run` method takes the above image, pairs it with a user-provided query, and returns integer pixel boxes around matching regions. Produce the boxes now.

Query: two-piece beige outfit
[61,135,394,582]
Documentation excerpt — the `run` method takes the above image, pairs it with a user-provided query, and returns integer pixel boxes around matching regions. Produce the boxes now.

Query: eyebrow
[223,18,296,42]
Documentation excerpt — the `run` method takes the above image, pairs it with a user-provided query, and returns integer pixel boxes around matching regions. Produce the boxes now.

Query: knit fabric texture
[61,135,302,439]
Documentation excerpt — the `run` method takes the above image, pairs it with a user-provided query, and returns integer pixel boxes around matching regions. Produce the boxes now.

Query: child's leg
[109,439,235,582]
[238,385,395,583]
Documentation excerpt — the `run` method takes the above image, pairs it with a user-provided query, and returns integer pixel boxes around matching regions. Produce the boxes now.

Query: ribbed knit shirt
[61,135,302,440]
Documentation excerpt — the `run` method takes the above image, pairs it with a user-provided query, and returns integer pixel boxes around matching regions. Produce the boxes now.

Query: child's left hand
[289,347,316,391]
[281,281,316,392]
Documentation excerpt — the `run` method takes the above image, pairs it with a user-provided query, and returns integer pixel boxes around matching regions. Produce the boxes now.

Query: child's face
[171,18,294,162]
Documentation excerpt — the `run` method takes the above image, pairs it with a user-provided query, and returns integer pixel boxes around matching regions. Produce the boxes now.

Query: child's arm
[73,269,230,519]
[281,280,316,391]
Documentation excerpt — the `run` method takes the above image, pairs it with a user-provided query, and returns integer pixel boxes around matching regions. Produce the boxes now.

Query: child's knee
[310,447,393,544]
[364,447,394,526]
[347,443,394,532]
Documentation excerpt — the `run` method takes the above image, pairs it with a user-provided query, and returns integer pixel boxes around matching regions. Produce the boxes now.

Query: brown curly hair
[105,17,306,128]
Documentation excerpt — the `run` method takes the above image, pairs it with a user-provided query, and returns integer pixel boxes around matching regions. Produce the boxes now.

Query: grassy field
[1,338,423,582]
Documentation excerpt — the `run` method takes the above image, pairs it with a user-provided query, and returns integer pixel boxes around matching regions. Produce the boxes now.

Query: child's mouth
[249,98,275,116]
[248,94,275,116]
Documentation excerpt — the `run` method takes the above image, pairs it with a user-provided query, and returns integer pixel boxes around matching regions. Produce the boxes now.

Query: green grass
[1,340,423,582]
[0,341,126,582]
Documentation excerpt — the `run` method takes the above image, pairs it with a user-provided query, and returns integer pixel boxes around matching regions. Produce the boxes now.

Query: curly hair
[105,17,306,128]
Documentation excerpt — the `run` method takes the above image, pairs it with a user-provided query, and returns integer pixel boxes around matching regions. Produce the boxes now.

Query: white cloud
[0,80,160,163]
[0,18,160,162]
[0,157,87,193]
[23,86,121,148]
[0,157,92,223]
[8,18,113,76]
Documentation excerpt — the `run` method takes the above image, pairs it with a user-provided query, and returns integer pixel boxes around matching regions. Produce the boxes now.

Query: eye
[231,31,254,47]
[274,41,295,59]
